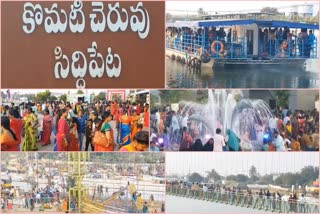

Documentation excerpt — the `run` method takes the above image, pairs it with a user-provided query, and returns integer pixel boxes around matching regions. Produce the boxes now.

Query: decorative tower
[68,152,90,213]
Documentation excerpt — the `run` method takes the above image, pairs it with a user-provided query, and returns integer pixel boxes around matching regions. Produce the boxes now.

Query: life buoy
[281,41,288,50]
[211,41,224,54]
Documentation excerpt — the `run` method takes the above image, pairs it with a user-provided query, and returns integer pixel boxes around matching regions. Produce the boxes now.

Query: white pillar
[253,24,259,55]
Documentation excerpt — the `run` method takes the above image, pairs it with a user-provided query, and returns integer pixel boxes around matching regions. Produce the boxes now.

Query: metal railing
[166,32,318,59]
[166,186,319,213]
[262,38,318,58]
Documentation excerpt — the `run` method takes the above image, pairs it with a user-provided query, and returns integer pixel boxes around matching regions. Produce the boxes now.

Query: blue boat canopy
[195,19,319,30]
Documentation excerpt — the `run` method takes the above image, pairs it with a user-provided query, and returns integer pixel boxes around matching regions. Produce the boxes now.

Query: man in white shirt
[170,111,180,142]
[155,109,161,132]
[181,113,188,130]
[273,131,287,151]
[213,128,225,152]
[283,113,291,127]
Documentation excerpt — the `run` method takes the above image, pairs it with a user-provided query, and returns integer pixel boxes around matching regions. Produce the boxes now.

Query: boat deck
[214,58,306,65]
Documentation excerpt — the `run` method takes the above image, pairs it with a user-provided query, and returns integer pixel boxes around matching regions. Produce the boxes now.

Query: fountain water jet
[175,90,274,150]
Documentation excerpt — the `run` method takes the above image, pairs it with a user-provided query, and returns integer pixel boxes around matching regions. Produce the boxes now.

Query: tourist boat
[166,13,319,72]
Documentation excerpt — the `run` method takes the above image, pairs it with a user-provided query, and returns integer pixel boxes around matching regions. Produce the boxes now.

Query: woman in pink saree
[41,109,52,146]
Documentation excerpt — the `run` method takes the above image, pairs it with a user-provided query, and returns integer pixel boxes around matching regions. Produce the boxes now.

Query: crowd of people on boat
[150,105,319,152]
[166,26,316,58]
[1,100,150,152]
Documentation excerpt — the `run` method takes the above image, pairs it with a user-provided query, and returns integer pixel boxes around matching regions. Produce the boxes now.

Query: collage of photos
[1,0,319,214]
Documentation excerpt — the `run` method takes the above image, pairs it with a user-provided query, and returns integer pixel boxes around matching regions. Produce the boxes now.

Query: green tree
[166,13,173,22]
[258,174,274,185]
[260,7,279,14]
[188,172,204,183]
[235,174,249,183]
[206,169,221,182]
[249,165,257,177]
[77,90,84,94]
[150,94,160,108]
[298,166,319,186]
[36,90,51,102]
[94,92,106,101]
[112,94,122,103]
[196,90,208,103]
[197,8,207,16]
[49,96,57,101]
[59,94,67,103]
[1,91,6,100]
[275,90,290,108]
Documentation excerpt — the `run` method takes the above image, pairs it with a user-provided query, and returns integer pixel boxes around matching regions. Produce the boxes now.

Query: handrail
[166,33,318,59]
[166,186,319,213]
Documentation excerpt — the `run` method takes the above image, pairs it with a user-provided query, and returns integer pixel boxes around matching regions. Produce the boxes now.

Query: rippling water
[166,58,319,88]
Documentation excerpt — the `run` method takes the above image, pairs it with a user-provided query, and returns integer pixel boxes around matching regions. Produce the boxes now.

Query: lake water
[166,58,319,88]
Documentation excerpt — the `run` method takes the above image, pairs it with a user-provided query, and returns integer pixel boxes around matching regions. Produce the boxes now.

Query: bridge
[166,186,319,213]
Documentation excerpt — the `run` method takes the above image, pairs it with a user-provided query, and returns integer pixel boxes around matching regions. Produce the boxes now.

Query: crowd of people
[166,25,316,58]
[167,181,315,213]
[150,105,319,151]
[1,100,150,152]
[128,182,165,213]
[1,184,62,212]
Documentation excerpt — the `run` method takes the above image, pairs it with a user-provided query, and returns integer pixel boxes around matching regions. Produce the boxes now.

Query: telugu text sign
[2,1,165,89]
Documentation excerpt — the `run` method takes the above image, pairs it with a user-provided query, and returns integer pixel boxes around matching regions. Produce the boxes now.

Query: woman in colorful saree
[41,109,52,146]
[8,109,23,148]
[1,116,19,151]
[119,109,131,146]
[93,111,115,152]
[56,109,70,151]
[119,130,149,152]
[226,129,240,151]
[144,104,150,128]
[22,107,38,151]
[130,110,140,139]
[69,117,80,151]
[52,110,59,151]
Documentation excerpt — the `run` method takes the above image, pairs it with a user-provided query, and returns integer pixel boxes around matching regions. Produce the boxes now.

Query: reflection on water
[166,58,319,88]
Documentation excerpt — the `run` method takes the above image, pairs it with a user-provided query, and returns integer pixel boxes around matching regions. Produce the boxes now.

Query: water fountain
[178,90,274,150]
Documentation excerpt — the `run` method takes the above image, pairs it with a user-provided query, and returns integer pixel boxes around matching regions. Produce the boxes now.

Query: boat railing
[166,34,248,59]
[166,186,319,213]
[262,37,318,59]
[166,32,318,60]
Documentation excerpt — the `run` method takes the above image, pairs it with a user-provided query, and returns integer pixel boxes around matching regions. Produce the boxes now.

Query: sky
[166,1,319,15]
[166,153,319,177]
